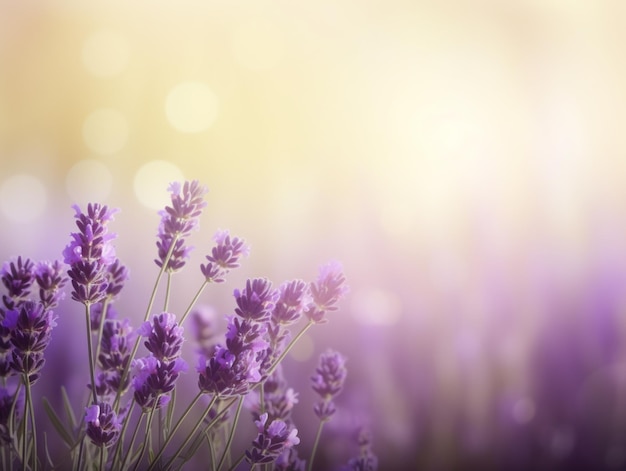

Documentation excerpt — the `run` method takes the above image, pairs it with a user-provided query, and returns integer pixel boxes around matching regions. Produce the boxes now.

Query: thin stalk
[216,396,243,471]
[307,419,327,471]
[84,304,98,405]
[179,280,208,325]
[117,409,144,471]
[114,236,179,410]
[133,401,159,471]
[208,431,217,471]
[157,396,217,471]
[93,298,110,368]
[110,401,135,469]
[98,446,104,471]
[146,393,205,471]
[24,378,36,471]
[264,320,314,379]
[21,378,28,471]
[75,440,84,471]
[164,272,172,312]
[227,453,246,471]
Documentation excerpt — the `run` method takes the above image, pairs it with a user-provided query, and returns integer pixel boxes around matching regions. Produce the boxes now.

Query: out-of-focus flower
[342,426,378,471]
[190,306,218,356]
[1,256,35,310]
[275,448,306,471]
[85,402,121,448]
[200,230,249,283]
[155,180,207,273]
[0,386,23,443]
[245,412,300,465]
[272,279,310,326]
[63,203,118,305]
[311,350,347,421]
[305,261,348,324]
[34,260,67,310]
[97,318,135,395]
[249,366,299,424]
[138,312,184,362]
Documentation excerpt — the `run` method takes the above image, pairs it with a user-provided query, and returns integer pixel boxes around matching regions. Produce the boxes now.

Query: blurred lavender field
[3,1,626,470]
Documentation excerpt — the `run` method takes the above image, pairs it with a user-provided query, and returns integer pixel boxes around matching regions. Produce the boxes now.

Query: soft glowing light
[165,81,218,133]
[82,29,130,78]
[351,288,402,326]
[289,333,314,362]
[133,160,184,210]
[82,108,129,155]
[66,159,113,203]
[231,19,284,71]
[0,174,47,223]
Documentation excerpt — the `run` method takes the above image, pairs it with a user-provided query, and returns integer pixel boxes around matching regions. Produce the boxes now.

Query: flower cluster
[132,312,187,410]
[63,203,117,305]
[155,180,207,272]
[0,180,360,471]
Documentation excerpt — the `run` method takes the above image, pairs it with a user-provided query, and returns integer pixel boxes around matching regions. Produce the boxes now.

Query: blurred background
[2,0,626,469]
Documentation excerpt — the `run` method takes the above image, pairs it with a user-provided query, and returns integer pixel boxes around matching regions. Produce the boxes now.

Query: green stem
[25,379,36,471]
[146,393,205,471]
[133,402,158,471]
[216,396,243,471]
[99,446,104,471]
[85,304,98,405]
[264,320,314,379]
[93,298,110,370]
[179,280,208,325]
[164,272,172,312]
[116,408,143,471]
[114,235,179,410]
[307,419,327,471]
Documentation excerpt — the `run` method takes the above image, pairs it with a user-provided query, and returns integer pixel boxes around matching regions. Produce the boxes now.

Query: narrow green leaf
[42,398,74,447]
[61,386,77,429]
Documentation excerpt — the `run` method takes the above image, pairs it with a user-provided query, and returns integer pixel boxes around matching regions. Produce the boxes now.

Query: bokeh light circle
[165,81,218,133]
[82,108,129,155]
[0,174,47,223]
[133,160,184,210]
[66,159,113,203]
[82,29,130,78]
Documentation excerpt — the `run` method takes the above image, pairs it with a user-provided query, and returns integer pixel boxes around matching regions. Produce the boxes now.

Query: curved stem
[179,280,208,325]
[307,419,327,471]
[216,396,243,471]
[227,453,246,471]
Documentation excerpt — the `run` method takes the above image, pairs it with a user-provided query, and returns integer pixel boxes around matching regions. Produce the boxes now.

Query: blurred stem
[164,272,172,312]
[216,396,243,471]
[133,401,159,471]
[85,303,98,405]
[308,419,327,471]
[116,407,143,471]
[22,375,37,471]
[179,280,208,325]
[93,298,110,371]
[227,453,246,471]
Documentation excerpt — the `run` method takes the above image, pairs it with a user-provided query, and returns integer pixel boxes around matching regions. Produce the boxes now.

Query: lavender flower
[90,303,117,331]
[197,344,263,397]
[200,230,249,283]
[155,180,207,272]
[234,278,279,323]
[97,318,135,395]
[4,301,56,383]
[0,386,23,443]
[190,306,218,357]
[272,279,310,326]
[132,355,187,411]
[245,412,300,465]
[305,261,348,324]
[34,260,67,310]
[311,350,347,421]
[1,256,35,310]
[275,448,306,471]
[63,203,118,305]
[85,402,122,448]
[138,312,184,362]
[104,258,129,301]
[249,366,299,424]
[342,427,378,471]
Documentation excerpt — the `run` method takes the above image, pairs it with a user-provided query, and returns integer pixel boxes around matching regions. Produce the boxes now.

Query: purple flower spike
[200,230,249,283]
[234,278,279,323]
[245,412,300,465]
[132,356,187,411]
[197,345,263,397]
[155,180,208,273]
[34,260,68,310]
[104,258,129,300]
[305,261,348,324]
[275,448,306,471]
[98,318,134,395]
[272,279,310,326]
[85,402,121,448]
[4,301,56,383]
[139,312,184,362]
[311,350,347,421]
[1,256,35,310]
[64,203,118,305]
